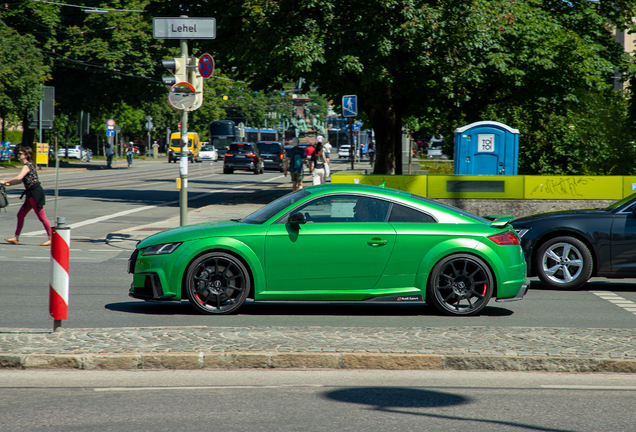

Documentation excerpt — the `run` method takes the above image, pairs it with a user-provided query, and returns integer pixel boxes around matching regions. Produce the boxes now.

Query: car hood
[512,208,607,223]
[136,220,259,249]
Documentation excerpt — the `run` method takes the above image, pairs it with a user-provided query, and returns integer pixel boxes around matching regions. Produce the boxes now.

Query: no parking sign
[198,53,214,79]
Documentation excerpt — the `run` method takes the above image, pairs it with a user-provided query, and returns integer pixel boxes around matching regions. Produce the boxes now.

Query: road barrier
[49,217,70,332]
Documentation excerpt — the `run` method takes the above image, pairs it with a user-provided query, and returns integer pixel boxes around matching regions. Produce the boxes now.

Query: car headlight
[514,228,530,238]
[141,242,182,256]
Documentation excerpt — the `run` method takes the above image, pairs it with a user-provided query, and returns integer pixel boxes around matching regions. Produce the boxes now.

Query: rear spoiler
[483,214,514,228]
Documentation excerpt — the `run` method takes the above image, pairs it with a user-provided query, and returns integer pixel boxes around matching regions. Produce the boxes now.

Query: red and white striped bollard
[50,217,70,332]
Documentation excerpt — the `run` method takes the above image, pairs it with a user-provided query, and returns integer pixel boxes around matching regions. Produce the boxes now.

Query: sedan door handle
[367,238,387,246]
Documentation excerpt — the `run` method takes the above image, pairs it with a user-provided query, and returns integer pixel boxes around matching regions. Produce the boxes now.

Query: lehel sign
[153,18,216,40]
[168,82,197,110]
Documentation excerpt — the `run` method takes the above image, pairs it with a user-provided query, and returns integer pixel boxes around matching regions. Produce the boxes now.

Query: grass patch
[419,160,454,174]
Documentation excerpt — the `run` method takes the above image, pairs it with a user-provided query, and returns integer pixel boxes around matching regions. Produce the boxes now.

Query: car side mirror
[288,212,306,225]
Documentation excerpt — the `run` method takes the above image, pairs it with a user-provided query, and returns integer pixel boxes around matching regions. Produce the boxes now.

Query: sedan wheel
[536,236,592,290]
[427,254,493,316]
[185,252,250,314]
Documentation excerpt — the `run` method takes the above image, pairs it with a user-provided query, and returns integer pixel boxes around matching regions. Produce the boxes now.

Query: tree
[0,21,48,141]
[149,0,634,174]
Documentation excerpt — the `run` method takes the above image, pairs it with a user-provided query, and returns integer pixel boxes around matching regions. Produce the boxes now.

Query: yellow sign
[35,143,49,165]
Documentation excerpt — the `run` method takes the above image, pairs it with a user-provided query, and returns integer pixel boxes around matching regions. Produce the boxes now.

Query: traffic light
[161,56,186,86]
[189,56,204,110]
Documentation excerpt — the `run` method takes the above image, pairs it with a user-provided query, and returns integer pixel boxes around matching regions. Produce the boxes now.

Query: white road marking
[20,182,257,237]
[591,291,636,316]
[541,385,636,390]
[94,384,325,392]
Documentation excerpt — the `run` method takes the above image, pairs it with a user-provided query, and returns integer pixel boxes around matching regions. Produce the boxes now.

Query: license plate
[265,159,273,162]
[236,155,245,158]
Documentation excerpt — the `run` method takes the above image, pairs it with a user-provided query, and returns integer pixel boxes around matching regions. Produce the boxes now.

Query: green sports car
[128,184,529,316]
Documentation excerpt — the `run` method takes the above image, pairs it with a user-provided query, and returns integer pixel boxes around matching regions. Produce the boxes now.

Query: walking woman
[1,146,53,246]
[309,142,330,185]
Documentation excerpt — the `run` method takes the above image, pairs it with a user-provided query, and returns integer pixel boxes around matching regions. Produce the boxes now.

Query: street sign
[153,18,216,40]
[199,53,214,78]
[145,121,153,130]
[168,82,196,110]
[342,95,357,117]
[106,130,114,137]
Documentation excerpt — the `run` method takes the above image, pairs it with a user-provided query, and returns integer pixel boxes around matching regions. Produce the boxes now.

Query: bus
[209,120,236,159]
[244,127,278,143]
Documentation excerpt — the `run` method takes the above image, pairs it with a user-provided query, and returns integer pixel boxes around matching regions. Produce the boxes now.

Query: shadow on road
[105,300,514,318]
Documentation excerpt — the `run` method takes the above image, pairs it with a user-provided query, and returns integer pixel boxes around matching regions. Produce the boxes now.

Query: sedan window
[389,203,436,223]
[288,195,392,223]
[242,190,310,224]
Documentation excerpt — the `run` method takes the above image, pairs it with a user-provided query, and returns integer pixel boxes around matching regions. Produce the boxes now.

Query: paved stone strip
[1,326,635,372]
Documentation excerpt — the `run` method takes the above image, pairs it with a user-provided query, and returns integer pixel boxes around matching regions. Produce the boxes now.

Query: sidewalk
[2,160,636,373]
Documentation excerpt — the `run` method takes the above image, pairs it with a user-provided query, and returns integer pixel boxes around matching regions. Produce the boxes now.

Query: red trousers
[16,197,52,237]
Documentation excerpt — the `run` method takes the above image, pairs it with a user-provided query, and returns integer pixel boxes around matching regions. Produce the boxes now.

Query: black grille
[128,249,139,274]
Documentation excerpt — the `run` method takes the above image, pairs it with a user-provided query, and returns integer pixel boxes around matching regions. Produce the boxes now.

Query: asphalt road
[1,159,635,329]
[1,369,635,432]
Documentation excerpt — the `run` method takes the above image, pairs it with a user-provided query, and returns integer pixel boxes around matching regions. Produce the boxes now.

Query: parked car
[256,141,284,172]
[511,191,636,290]
[223,142,264,174]
[199,145,218,162]
[338,145,351,159]
[128,183,529,316]
[57,145,90,160]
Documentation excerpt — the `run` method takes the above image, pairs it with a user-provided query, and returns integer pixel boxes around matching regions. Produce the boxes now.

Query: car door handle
[367,238,387,246]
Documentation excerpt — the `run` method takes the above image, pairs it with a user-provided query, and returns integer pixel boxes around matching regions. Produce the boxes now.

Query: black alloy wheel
[185,252,250,315]
[427,254,494,316]
[535,236,593,290]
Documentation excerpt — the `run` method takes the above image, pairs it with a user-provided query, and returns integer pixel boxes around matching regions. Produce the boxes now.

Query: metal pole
[54,133,59,222]
[179,38,188,226]
[349,118,355,170]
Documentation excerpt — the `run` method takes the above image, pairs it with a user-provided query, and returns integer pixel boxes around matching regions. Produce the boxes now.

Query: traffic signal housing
[161,57,187,86]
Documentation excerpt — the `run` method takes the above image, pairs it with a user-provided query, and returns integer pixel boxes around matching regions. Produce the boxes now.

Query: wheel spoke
[545,264,561,277]
[562,266,574,283]
[546,249,561,262]
[567,259,582,268]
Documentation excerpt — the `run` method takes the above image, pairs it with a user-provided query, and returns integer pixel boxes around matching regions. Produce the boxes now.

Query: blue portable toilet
[454,121,519,175]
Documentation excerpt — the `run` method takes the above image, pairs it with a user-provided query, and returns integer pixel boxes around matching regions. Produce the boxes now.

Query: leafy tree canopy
[149,0,636,174]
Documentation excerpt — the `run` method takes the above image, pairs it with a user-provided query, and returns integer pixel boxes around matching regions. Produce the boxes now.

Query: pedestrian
[323,139,332,156]
[1,146,53,246]
[105,143,114,168]
[305,142,315,158]
[368,143,376,165]
[309,142,330,185]
[284,137,307,191]
[126,142,134,167]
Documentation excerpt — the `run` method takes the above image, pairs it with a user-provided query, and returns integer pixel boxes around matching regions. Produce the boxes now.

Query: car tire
[185,252,250,315]
[223,167,232,174]
[535,236,593,290]
[427,254,493,316]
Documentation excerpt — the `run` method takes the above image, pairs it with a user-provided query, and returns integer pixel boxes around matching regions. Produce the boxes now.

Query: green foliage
[148,0,634,174]
[0,20,48,126]
[483,90,636,175]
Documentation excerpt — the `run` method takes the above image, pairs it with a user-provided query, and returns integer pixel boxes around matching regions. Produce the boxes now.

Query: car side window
[389,203,436,223]
[292,195,391,223]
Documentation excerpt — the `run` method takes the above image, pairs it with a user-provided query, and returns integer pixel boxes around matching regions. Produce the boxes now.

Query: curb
[2,352,636,373]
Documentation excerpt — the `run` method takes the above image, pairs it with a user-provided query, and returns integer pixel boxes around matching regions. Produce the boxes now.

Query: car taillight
[280,153,284,159]
[224,153,232,157]
[488,231,520,245]
[246,152,257,157]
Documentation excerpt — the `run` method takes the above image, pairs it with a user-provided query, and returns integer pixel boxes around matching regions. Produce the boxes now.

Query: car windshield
[257,143,281,153]
[241,190,311,224]
[201,146,214,151]
[229,143,253,152]
[605,191,636,211]
[410,194,488,222]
